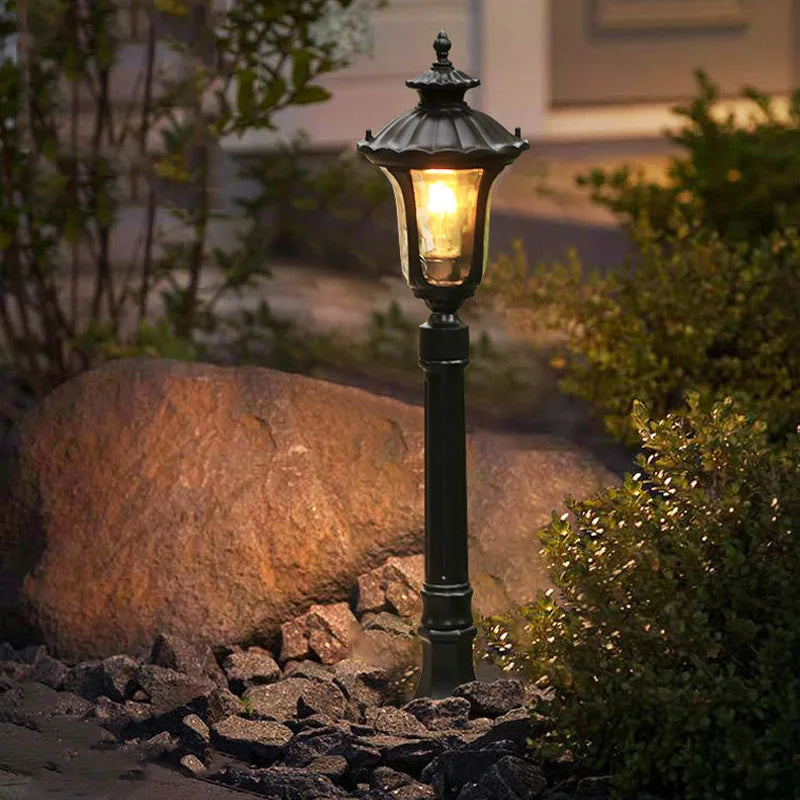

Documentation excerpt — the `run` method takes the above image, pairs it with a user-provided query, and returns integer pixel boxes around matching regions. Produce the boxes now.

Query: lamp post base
[414,622,477,699]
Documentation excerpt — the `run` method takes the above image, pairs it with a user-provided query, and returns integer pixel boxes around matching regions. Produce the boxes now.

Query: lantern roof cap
[405,31,481,93]
[357,31,529,169]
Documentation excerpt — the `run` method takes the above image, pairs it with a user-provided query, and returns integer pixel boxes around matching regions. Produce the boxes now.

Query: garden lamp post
[357,31,529,698]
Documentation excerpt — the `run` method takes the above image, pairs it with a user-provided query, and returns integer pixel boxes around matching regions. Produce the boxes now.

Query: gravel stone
[140,731,180,762]
[279,617,312,664]
[28,653,68,690]
[64,660,106,701]
[384,580,419,619]
[474,755,547,799]
[360,612,415,637]
[366,706,429,738]
[282,725,354,767]
[223,647,281,693]
[332,659,390,712]
[297,677,348,718]
[151,633,229,690]
[466,707,536,752]
[122,700,154,728]
[402,696,471,731]
[182,712,210,742]
[453,679,525,718]
[420,740,520,797]
[212,714,293,763]
[207,685,245,723]
[348,629,420,683]
[214,762,348,799]
[0,660,32,684]
[134,664,215,714]
[285,660,336,683]
[91,696,132,736]
[149,633,204,675]
[181,712,210,757]
[100,654,139,701]
[308,754,348,780]
[360,733,446,778]
[179,753,208,777]
[246,677,326,721]
[355,556,424,620]
[13,645,47,664]
[369,766,436,800]
[48,690,94,717]
[306,603,360,665]
[284,713,339,734]
[356,571,387,615]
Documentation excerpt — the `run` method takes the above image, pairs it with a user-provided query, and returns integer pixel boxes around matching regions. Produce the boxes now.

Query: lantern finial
[433,31,452,69]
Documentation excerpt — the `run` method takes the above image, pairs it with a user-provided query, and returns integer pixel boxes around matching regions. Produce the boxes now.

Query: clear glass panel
[380,168,409,281]
[480,182,495,280]
[411,168,483,286]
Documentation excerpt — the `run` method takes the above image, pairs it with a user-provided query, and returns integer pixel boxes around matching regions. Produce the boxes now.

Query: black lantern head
[358,31,530,312]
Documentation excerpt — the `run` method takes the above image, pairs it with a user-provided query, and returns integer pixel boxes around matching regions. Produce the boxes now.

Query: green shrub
[578,71,800,243]
[0,0,380,395]
[477,395,800,799]
[237,134,394,273]
[482,222,800,446]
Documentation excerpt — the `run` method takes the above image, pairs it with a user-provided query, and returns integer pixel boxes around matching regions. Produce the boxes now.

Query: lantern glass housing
[380,168,410,281]
[359,31,529,311]
[411,168,482,286]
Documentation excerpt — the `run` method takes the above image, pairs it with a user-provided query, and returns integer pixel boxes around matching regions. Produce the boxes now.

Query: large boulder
[0,358,618,659]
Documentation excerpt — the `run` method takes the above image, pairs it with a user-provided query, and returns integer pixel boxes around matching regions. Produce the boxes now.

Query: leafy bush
[578,71,800,244]
[481,222,800,446]
[0,0,380,396]
[237,134,393,273]
[476,395,800,799]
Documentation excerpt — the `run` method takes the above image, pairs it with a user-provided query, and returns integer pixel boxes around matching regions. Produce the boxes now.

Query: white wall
[221,0,800,153]
[222,0,477,153]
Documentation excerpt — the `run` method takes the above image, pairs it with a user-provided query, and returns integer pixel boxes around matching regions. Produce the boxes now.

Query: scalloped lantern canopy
[358,31,529,170]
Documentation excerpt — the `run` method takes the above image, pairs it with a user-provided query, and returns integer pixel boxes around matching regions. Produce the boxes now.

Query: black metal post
[413,310,476,699]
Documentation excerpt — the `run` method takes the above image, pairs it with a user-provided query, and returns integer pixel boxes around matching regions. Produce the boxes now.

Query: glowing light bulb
[427,181,458,215]
[411,167,484,286]
[426,179,460,259]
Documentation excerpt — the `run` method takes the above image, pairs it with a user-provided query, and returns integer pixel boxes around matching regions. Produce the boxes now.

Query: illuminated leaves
[475,396,800,797]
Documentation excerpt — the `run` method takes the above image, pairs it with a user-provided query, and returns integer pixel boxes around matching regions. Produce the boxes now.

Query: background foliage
[578,70,800,244]
[0,0,380,397]
[483,220,800,447]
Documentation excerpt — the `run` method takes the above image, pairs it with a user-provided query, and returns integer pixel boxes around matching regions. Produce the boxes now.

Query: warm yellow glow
[412,168,483,285]
[427,181,458,215]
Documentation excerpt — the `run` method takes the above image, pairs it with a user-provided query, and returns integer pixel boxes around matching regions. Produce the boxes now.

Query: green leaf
[260,76,287,112]
[291,50,312,89]
[237,69,256,116]
[154,0,190,16]
[291,85,330,105]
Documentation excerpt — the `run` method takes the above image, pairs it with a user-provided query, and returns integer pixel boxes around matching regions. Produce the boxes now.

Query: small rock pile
[0,636,600,800]
[0,552,636,799]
